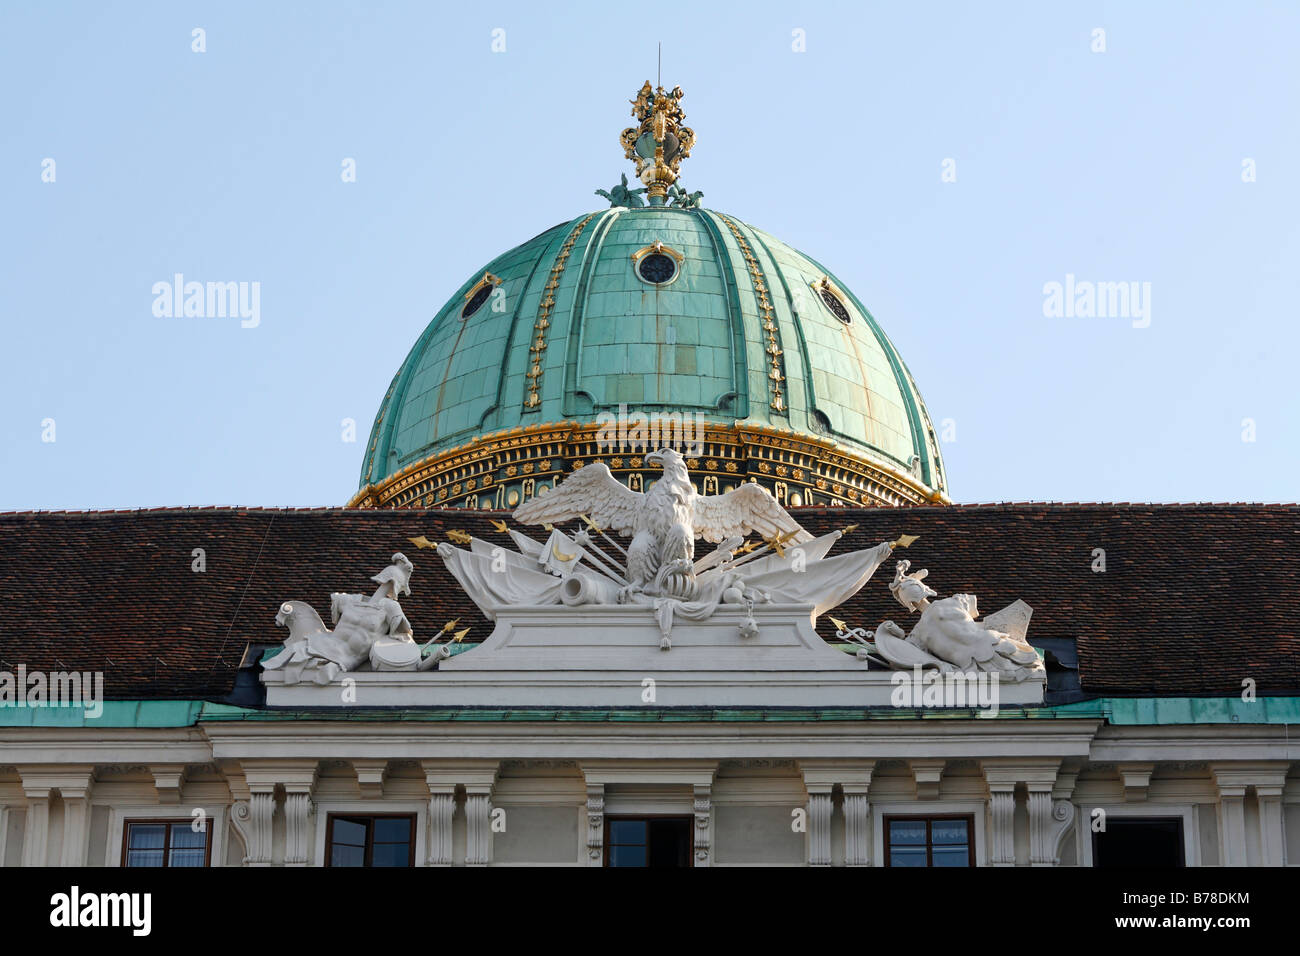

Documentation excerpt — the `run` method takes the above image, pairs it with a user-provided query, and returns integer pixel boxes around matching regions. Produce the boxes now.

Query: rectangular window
[122,820,212,867]
[1092,816,1185,867]
[326,815,415,867]
[604,816,692,868]
[883,815,974,867]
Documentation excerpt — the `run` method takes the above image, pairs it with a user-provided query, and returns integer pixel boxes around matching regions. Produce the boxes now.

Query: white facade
[2,719,1295,866]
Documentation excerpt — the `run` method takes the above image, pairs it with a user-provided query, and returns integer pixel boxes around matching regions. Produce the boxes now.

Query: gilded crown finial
[620,81,695,206]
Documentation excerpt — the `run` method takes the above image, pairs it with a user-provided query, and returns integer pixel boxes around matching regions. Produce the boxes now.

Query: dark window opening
[122,820,212,867]
[605,816,692,867]
[638,253,677,284]
[820,286,851,323]
[884,815,974,867]
[1092,817,1185,867]
[462,283,493,318]
[326,814,415,867]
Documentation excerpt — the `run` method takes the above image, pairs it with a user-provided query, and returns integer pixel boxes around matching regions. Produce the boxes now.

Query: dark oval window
[462,283,493,319]
[820,287,851,324]
[638,253,677,284]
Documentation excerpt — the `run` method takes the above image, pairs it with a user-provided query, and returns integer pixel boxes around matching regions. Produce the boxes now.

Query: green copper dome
[354,205,947,510]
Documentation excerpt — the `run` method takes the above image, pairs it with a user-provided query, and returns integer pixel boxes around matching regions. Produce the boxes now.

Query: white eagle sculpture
[424,445,902,649]
[513,447,812,595]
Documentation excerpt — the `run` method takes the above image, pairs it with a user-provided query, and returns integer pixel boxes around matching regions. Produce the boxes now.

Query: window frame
[324,813,417,868]
[629,242,685,288]
[1089,812,1188,868]
[1076,804,1199,867]
[120,817,214,868]
[459,271,502,321]
[882,813,976,868]
[603,814,694,868]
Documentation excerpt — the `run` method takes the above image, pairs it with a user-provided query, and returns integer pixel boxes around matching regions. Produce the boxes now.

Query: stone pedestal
[263,605,1046,709]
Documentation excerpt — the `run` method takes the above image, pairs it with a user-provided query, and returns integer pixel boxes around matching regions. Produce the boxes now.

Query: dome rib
[559,208,623,419]
[694,209,752,418]
[485,215,586,430]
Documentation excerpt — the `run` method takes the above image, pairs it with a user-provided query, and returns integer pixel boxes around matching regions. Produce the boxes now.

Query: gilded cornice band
[347,420,949,512]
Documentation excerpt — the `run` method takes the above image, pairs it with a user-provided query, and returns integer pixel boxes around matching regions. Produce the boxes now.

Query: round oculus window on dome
[820,286,852,324]
[461,283,494,319]
[638,252,677,284]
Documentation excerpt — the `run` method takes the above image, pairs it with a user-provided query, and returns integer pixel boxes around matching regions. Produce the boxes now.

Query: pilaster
[843,789,871,866]
[17,766,96,868]
[983,759,1062,868]
[464,789,492,867]
[425,790,455,867]
[1213,763,1290,867]
[422,760,499,867]
[20,787,50,867]
[230,793,274,867]
[1038,769,1078,867]
[806,789,832,866]
[283,791,314,866]
[1256,785,1286,867]
[800,762,874,867]
[693,782,713,867]
[58,776,94,867]
[237,760,319,867]
[585,782,605,867]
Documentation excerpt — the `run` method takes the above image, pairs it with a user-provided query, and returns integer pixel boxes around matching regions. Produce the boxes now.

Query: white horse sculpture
[264,553,444,685]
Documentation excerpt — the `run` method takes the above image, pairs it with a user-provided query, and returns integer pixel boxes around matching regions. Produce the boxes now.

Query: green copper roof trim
[0,699,204,728]
[5,696,1293,729]
[1045,695,1300,725]
[192,696,1300,725]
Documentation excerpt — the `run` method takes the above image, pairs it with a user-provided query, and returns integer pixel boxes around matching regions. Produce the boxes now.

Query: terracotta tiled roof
[0,504,1296,700]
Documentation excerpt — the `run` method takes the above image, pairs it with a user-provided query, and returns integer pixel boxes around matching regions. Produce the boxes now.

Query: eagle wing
[512,462,644,536]
[690,483,814,545]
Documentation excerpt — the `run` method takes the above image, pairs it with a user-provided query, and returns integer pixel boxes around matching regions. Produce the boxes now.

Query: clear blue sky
[2,1,1297,509]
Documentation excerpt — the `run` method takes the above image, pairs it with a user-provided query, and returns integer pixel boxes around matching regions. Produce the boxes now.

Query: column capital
[1211,762,1291,793]
[16,765,95,798]
[580,759,716,788]
[422,759,500,794]
[798,760,875,794]
[981,758,1063,791]
[239,759,319,794]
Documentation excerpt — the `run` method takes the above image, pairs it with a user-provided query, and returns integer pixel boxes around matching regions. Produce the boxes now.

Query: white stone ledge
[261,604,1047,709]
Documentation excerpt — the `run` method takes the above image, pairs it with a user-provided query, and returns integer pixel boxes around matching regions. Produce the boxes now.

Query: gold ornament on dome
[621,81,695,203]
[524,213,596,410]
